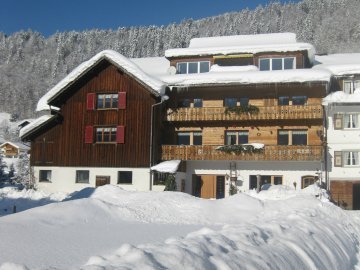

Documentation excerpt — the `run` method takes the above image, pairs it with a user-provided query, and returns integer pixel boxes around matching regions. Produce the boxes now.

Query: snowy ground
[0,185,359,270]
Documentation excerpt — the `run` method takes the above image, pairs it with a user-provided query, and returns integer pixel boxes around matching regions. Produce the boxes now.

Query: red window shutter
[116,126,125,144]
[118,92,126,109]
[85,126,94,144]
[87,93,95,110]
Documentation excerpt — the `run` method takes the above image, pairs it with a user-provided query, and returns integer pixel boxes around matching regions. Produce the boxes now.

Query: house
[0,141,29,158]
[20,51,167,193]
[21,32,351,200]
[317,53,360,210]
[159,33,330,198]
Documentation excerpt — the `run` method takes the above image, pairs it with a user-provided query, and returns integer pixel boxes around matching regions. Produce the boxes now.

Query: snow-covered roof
[151,160,181,173]
[314,54,360,76]
[322,89,360,105]
[19,115,55,139]
[165,33,315,63]
[37,50,166,112]
[130,57,170,77]
[159,69,331,87]
[189,33,297,48]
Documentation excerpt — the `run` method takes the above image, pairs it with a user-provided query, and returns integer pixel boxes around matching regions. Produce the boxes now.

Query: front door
[301,175,316,189]
[96,176,110,187]
[192,174,225,199]
[353,184,360,210]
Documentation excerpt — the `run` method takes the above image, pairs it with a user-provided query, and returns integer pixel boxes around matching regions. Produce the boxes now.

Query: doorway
[353,184,360,210]
[96,176,110,187]
[192,174,225,199]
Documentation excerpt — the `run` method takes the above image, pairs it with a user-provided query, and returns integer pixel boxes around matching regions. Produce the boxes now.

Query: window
[344,80,360,94]
[193,99,203,108]
[193,132,202,145]
[178,99,191,108]
[278,130,289,145]
[224,98,237,107]
[278,96,307,105]
[76,170,89,184]
[177,132,202,145]
[97,94,118,109]
[239,97,249,107]
[118,171,132,184]
[278,96,290,105]
[278,130,307,145]
[259,57,295,71]
[292,130,307,145]
[344,151,359,166]
[225,131,248,145]
[39,170,52,182]
[177,132,191,145]
[153,172,166,185]
[176,61,210,74]
[249,175,283,189]
[96,127,117,143]
[344,114,359,129]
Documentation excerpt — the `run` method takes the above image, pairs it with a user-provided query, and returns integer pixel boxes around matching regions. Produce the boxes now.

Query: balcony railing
[166,105,323,122]
[161,145,323,161]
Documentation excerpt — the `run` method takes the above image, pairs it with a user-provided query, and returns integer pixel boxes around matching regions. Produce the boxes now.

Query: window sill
[75,182,90,184]
[39,180,52,183]
[117,183,132,185]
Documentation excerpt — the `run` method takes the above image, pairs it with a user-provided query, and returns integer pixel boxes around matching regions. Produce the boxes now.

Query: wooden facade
[330,180,360,210]
[29,60,159,168]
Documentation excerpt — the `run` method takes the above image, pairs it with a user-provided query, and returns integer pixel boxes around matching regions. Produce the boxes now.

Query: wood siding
[330,180,360,210]
[30,61,158,167]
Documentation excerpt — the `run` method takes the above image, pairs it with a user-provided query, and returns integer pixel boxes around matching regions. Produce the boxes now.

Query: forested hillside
[0,0,359,118]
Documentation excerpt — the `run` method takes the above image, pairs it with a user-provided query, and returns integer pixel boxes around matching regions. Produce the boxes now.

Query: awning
[151,160,181,173]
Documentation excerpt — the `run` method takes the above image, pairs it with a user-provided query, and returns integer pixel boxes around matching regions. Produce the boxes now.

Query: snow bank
[36,50,166,112]
[0,187,67,217]
[0,185,359,270]
[151,160,181,173]
[130,56,170,77]
[160,69,331,87]
[322,89,360,105]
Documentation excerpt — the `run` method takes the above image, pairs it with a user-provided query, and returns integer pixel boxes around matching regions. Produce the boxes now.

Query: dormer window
[259,57,295,71]
[344,80,360,94]
[176,61,210,74]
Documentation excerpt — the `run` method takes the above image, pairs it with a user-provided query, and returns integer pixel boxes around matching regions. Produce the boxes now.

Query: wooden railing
[161,145,323,161]
[166,105,323,122]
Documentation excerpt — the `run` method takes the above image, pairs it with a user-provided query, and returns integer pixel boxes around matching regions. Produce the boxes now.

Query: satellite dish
[167,66,176,75]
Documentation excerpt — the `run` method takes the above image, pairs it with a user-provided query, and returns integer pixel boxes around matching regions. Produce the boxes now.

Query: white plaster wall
[33,166,151,194]
[326,104,360,180]
[184,160,321,196]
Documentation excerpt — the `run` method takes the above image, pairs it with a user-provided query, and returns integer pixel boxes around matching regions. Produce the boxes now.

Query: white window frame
[259,57,296,71]
[343,80,360,94]
[176,61,210,74]
[343,151,360,167]
[225,131,249,145]
[343,113,359,129]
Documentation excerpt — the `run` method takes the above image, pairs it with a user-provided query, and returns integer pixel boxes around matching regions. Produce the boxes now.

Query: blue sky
[0,0,301,37]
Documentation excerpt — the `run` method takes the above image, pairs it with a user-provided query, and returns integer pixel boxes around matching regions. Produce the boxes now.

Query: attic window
[97,94,118,109]
[259,57,295,71]
[176,61,210,74]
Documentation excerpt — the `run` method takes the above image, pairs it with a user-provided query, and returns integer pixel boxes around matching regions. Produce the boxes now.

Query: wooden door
[96,176,110,187]
[200,175,216,199]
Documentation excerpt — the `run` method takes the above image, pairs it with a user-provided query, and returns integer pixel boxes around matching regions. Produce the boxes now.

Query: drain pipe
[149,95,169,191]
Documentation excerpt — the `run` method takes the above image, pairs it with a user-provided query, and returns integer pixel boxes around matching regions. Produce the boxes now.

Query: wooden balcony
[166,105,323,122]
[161,145,323,161]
